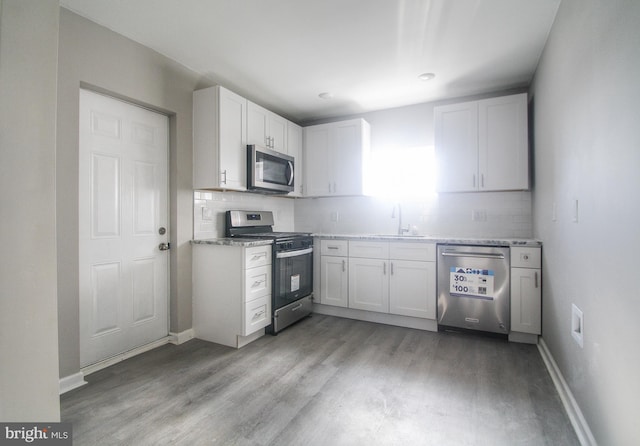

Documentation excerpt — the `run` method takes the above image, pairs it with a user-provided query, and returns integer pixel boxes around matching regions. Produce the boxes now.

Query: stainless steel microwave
[247,144,294,193]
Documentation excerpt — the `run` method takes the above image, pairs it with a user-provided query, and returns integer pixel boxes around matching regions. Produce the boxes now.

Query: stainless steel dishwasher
[437,245,510,334]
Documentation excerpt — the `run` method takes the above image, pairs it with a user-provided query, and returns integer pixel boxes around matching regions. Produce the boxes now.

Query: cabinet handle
[473,174,476,188]
[383,262,387,275]
[252,279,266,288]
[342,259,346,272]
[481,174,485,188]
[391,262,394,275]
[221,169,227,185]
[251,252,267,260]
[327,246,339,250]
[534,271,539,288]
[252,309,266,321]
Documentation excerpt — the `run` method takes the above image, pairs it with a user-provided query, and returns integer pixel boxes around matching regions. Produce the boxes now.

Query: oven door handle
[276,247,313,259]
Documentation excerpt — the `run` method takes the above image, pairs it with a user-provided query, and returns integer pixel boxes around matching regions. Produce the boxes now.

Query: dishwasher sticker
[450,267,495,299]
[291,274,300,292]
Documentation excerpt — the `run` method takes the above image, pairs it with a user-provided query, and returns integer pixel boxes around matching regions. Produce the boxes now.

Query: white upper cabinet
[435,93,528,192]
[193,86,247,190]
[247,101,287,153]
[303,118,371,197]
[286,121,304,197]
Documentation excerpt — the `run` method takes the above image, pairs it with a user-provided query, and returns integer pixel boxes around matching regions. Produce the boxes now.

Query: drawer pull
[252,279,266,287]
[252,309,266,321]
[328,246,339,250]
[251,252,267,260]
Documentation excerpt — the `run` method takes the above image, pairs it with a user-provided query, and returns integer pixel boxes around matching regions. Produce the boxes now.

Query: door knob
[158,227,166,235]
[159,243,170,251]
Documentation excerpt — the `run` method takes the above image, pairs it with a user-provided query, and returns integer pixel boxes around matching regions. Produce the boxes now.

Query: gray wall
[57,9,212,378]
[0,0,61,421]
[530,0,640,443]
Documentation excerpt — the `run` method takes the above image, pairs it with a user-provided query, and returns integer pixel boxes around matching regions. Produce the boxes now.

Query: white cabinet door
[247,101,288,153]
[304,124,332,196]
[435,93,528,192]
[332,119,367,196]
[479,93,529,191]
[193,86,247,190]
[435,100,478,192]
[389,260,436,319]
[269,112,287,153]
[349,258,389,313]
[287,121,303,196]
[320,256,348,308]
[247,101,269,148]
[510,267,541,334]
[303,119,370,197]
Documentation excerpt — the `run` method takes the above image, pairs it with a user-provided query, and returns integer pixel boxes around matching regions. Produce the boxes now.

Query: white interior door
[79,89,169,367]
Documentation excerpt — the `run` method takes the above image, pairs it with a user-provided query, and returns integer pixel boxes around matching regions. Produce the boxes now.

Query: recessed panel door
[79,89,169,367]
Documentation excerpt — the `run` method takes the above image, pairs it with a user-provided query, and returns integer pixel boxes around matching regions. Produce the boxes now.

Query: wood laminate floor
[61,315,579,445]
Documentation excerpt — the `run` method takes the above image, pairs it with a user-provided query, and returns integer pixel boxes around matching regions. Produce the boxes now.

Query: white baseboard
[538,338,597,446]
[59,371,87,395]
[82,336,173,377]
[169,328,195,345]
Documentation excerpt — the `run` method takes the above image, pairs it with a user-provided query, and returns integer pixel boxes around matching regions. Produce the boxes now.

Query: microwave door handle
[287,160,294,186]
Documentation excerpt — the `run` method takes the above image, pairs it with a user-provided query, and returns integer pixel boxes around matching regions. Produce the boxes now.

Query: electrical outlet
[571,304,584,348]
[201,206,213,221]
[472,209,487,222]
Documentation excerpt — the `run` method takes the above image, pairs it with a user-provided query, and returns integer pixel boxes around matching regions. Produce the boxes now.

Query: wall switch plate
[472,209,487,222]
[571,304,584,348]
[201,206,213,221]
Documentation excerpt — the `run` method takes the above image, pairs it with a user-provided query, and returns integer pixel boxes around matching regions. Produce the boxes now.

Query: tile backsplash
[193,191,295,239]
[294,192,533,238]
[193,190,533,240]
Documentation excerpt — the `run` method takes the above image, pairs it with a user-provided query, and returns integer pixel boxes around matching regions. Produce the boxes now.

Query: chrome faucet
[392,203,410,235]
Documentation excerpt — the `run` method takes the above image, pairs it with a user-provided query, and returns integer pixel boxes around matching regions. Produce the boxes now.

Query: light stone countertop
[191,238,273,247]
[312,233,542,247]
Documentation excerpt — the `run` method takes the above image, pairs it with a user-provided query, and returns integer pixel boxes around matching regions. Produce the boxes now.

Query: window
[365,145,436,199]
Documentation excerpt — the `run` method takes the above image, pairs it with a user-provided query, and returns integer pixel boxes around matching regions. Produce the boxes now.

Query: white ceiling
[60,0,560,124]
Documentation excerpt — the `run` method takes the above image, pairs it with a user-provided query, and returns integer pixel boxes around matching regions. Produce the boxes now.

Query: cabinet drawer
[245,265,271,301]
[321,239,348,256]
[243,295,271,335]
[348,241,389,259]
[389,242,436,262]
[245,245,272,269]
[511,247,541,268]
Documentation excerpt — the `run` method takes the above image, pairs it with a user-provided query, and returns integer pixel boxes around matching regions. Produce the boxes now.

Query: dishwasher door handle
[441,251,505,259]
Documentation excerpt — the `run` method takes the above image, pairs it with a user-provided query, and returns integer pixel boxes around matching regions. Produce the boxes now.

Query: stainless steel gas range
[225,210,313,334]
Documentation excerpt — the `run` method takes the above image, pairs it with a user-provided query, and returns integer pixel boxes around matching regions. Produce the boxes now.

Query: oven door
[274,247,313,310]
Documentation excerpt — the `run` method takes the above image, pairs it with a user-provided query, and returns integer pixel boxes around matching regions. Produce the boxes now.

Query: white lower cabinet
[510,246,542,338]
[192,243,272,348]
[389,260,436,319]
[320,256,349,308]
[349,257,389,312]
[346,240,436,318]
[319,240,349,307]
